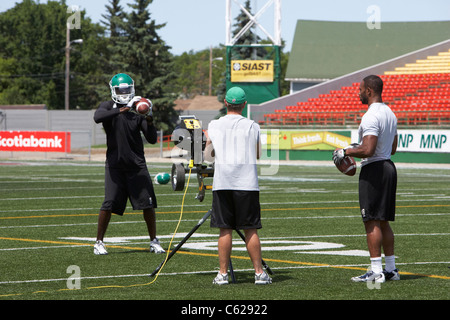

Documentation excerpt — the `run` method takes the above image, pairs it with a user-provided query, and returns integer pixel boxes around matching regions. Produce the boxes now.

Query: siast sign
[230,60,274,82]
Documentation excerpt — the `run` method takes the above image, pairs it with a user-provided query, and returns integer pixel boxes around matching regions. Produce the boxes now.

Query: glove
[332,143,359,166]
[144,108,153,123]
[126,96,142,110]
[145,101,153,118]
[332,148,346,166]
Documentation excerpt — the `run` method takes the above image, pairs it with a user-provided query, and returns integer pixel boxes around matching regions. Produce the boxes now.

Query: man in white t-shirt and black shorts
[333,75,399,283]
[206,87,272,285]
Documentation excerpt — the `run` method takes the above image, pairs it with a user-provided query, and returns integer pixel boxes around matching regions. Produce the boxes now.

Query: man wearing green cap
[206,86,272,285]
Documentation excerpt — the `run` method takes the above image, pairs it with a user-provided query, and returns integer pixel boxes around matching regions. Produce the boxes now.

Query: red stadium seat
[263,71,449,127]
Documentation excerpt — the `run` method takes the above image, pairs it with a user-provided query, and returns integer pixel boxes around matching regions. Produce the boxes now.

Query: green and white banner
[262,129,450,153]
[352,129,450,153]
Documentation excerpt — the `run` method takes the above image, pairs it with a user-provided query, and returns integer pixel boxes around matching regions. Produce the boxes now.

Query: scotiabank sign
[0,131,71,153]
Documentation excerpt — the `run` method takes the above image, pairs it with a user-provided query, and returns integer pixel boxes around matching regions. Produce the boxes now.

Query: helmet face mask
[110,73,135,104]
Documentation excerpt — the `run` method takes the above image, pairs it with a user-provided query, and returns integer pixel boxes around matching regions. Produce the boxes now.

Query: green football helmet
[109,73,135,104]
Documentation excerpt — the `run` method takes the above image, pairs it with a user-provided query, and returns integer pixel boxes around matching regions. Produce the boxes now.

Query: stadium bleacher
[385,49,450,75]
[264,49,450,127]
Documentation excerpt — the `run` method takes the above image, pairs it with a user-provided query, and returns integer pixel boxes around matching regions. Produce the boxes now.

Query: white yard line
[1,261,449,285]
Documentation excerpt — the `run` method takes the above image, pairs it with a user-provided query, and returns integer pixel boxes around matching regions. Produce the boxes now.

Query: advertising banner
[261,130,351,150]
[396,130,449,153]
[0,131,71,153]
[230,60,274,82]
[351,129,450,153]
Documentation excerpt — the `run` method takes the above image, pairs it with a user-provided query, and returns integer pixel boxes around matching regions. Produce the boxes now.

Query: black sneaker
[383,268,400,281]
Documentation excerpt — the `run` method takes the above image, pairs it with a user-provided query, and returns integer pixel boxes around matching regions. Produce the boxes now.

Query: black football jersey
[94,100,157,169]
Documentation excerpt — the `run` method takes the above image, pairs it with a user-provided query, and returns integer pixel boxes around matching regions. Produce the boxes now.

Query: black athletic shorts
[101,166,157,215]
[359,160,397,222]
[210,190,262,229]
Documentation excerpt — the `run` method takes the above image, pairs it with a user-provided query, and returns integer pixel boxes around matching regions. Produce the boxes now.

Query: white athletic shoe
[94,240,108,255]
[150,238,165,254]
[213,272,229,285]
[255,271,272,285]
[351,271,385,283]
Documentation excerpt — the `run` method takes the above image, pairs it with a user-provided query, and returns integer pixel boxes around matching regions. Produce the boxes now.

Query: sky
[0,0,449,55]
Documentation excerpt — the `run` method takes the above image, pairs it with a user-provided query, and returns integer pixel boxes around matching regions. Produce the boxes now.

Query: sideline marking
[3,262,449,286]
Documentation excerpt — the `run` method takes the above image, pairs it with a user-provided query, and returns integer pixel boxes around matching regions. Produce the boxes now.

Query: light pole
[209,46,223,96]
[65,26,83,110]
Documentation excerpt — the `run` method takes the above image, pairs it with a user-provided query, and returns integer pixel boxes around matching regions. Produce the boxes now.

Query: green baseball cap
[225,87,246,104]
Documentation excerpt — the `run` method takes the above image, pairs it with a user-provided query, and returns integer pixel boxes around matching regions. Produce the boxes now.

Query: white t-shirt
[358,102,398,167]
[207,114,260,191]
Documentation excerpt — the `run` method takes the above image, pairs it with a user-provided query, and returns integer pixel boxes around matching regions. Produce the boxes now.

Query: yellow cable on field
[146,160,193,285]
[87,161,193,290]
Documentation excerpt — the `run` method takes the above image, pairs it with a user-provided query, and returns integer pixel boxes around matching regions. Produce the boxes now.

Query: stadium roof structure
[286,20,450,82]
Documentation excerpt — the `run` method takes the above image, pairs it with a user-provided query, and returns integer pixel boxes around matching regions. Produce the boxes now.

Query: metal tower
[226,0,282,46]
[225,0,282,116]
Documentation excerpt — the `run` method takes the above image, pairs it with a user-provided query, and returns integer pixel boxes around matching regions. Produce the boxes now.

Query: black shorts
[210,190,262,229]
[101,166,157,215]
[359,160,397,222]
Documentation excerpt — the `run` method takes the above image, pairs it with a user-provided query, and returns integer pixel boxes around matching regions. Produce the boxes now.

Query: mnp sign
[396,130,449,153]
[351,129,450,153]
[0,131,71,153]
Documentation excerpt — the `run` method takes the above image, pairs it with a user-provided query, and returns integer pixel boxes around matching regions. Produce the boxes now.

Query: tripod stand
[149,208,273,283]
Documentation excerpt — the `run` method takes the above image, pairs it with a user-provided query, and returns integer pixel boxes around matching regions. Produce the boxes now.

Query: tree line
[0,0,288,131]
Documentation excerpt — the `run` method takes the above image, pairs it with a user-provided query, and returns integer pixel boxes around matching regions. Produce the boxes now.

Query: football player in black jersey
[93,73,165,255]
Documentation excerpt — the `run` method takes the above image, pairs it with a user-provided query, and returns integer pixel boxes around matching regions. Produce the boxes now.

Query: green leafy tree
[107,0,177,132]
[170,46,225,98]
[69,12,110,109]
[101,0,125,39]
[0,0,108,109]
[0,0,66,106]
[230,0,266,60]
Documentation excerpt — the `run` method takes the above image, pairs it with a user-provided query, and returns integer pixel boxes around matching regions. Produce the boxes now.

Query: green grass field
[0,160,448,307]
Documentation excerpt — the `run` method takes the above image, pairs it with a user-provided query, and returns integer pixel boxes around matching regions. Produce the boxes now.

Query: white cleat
[255,271,272,285]
[150,238,165,254]
[213,272,229,285]
[94,240,108,255]
[351,271,385,283]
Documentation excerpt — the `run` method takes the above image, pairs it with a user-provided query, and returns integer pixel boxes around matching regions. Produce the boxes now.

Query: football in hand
[335,155,357,176]
[135,98,152,115]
